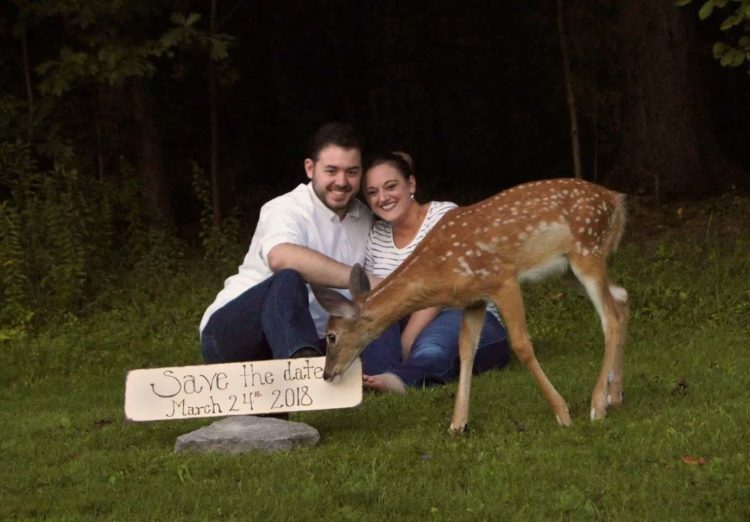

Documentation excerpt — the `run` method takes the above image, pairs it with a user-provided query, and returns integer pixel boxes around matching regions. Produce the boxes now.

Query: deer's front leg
[450,304,487,435]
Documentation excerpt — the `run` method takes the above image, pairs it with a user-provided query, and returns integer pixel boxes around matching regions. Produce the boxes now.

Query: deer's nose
[322,370,334,382]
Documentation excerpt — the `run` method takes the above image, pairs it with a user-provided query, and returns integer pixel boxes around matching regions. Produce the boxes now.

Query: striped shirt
[364,201,457,278]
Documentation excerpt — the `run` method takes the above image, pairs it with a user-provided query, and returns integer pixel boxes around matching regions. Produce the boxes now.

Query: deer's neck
[361,256,442,330]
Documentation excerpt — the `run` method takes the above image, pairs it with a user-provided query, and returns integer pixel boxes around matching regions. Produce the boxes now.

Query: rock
[174,416,320,454]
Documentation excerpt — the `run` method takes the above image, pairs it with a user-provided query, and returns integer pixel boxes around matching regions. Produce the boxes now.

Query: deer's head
[311,264,375,381]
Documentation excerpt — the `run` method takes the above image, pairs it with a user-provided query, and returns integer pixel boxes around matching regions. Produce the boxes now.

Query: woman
[359,152,510,393]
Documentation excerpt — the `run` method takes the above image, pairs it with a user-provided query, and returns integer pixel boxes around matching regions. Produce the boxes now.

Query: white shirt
[364,201,457,278]
[200,183,373,337]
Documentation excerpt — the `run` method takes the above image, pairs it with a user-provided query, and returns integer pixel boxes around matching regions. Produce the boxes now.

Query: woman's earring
[410,193,415,200]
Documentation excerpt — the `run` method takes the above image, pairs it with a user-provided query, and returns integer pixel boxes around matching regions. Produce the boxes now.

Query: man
[199,123,373,363]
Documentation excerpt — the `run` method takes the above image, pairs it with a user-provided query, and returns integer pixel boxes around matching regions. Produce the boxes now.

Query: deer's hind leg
[493,278,571,426]
[569,254,629,421]
[450,303,487,435]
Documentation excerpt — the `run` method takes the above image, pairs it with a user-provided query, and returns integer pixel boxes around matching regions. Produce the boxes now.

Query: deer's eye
[326,333,337,344]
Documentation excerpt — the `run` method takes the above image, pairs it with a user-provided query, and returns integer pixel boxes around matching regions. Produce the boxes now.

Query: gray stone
[174,416,320,454]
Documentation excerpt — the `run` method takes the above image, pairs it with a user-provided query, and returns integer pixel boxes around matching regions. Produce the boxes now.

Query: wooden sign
[124,356,362,422]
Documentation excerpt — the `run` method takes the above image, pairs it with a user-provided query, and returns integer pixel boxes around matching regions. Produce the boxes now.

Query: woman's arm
[400,306,442,359]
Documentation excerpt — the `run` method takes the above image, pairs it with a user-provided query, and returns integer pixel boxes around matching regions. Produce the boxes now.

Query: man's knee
[269,269,308,299]
[272,268,306,286]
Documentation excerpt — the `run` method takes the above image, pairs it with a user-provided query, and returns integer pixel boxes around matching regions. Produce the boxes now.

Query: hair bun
[391,151,414,170]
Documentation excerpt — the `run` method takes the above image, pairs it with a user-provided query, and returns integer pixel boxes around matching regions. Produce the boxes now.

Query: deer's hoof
[556,409,572,427]
[590,405,607,421]
[607,387,624,407]
[449,422,468,436]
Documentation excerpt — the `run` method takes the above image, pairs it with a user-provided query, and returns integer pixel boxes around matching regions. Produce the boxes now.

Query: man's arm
[268,243,383,289]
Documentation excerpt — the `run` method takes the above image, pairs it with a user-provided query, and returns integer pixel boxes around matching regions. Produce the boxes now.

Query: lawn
[2,193,749,520]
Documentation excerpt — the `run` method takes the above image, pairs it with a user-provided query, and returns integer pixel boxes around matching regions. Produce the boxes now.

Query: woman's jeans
[360,309,510,387]
[200,269,323,363]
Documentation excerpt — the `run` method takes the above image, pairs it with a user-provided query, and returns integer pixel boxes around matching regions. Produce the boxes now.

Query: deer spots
[457,256,474,276]
[475,241,495,252]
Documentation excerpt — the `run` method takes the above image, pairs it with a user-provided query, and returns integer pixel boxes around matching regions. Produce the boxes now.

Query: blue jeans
[200,269,324,363]
[360,309,510,387]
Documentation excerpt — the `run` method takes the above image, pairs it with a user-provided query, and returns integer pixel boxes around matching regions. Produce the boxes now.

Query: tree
[557,0,583,179]
[604,0,731,198]
[10,1,233,223]
[676,0,750,67]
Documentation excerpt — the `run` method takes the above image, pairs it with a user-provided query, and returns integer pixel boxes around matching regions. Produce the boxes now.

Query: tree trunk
[209,0,222,227]
[605,0,726,198]
[557,0,582,179]
[21,24,34,141]
[130,78,172,223]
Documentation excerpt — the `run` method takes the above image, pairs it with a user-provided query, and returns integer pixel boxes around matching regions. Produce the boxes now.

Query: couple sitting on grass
[199,123,509,394]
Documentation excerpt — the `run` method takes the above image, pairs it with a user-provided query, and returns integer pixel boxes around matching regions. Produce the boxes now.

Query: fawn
[312,178,629,433]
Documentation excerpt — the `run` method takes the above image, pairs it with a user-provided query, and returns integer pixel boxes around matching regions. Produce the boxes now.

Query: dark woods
[1,0,748,329]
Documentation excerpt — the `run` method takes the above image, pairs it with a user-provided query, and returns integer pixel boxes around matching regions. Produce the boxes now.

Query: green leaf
[730,50,745,66]
[713,41,730,57]
[719,14,741,30]
[674,0,693,6]
[159,28,183,49]
[699,1,715,19]
[740,36,750,48]
[185,13,201,27]
[720,49,734,65]
[714,0,729,7]
[209,41,228,61]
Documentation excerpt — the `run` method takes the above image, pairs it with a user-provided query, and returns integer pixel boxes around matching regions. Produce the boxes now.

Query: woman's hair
[364,151,415,181]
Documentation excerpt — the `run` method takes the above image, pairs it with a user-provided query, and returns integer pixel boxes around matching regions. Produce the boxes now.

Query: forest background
[1,0,748,333]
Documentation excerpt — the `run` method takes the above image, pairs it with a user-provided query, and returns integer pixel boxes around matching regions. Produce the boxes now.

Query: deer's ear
[349,264,371,298]
[310,284,360,319]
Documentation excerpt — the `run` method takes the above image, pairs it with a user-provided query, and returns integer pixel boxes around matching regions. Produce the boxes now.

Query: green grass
[2,195,749,520]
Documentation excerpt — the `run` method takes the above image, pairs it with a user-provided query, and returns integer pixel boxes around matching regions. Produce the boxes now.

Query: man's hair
[307,122,362,161]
